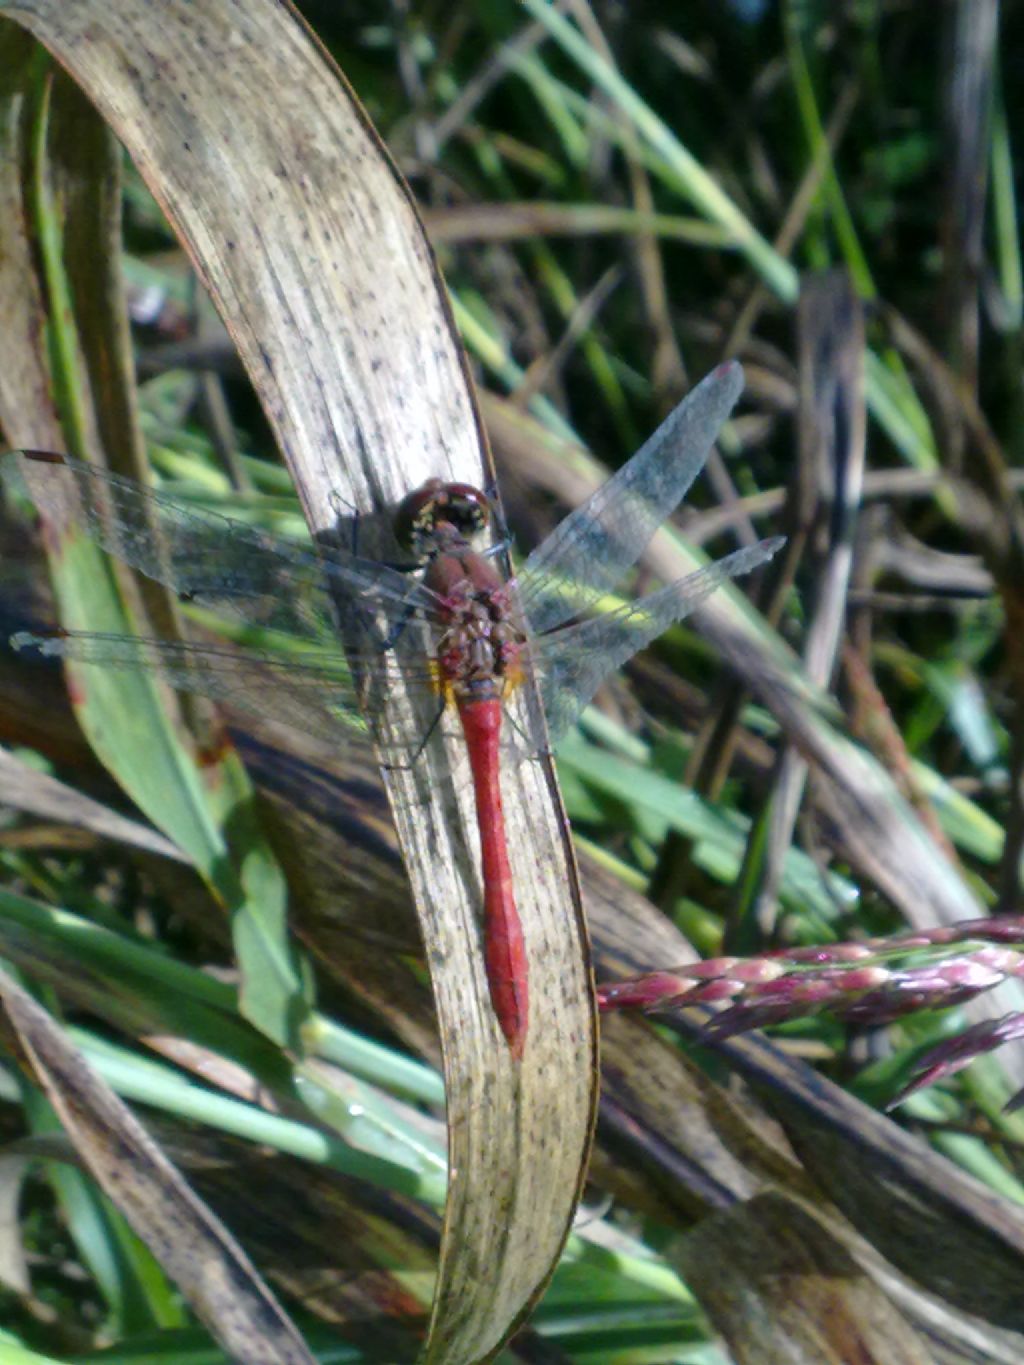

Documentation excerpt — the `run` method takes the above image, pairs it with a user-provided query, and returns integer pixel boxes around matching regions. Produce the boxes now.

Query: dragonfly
[3,361,782,1059]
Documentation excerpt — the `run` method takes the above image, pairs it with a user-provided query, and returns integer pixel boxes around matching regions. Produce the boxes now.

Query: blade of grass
[519,2,941,479]
[520,0,798,300]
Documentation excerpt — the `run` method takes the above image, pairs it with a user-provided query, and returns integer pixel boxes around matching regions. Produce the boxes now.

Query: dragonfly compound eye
[394,479,493,555]
[439,483,493,538]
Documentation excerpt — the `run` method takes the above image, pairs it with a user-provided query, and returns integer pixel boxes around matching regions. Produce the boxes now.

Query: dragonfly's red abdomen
[457,695,528,1059]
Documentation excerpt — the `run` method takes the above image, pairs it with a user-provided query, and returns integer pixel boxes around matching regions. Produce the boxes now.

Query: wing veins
[516,364,744,636]
[531,537,782,743]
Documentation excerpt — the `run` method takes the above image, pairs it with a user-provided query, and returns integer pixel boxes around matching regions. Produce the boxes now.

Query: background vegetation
[2,1,1024,1361]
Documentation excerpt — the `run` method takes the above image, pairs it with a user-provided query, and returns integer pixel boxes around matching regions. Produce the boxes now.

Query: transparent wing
[11,629,453,753]
[531,537,784,745]
[516,362,745,636]
[0,451,442,640]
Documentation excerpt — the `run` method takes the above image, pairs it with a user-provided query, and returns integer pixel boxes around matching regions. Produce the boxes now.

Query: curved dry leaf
[675,1192,933,1365]
[0,966,316,1365]
[685,1020,1024,1333]
[0,3,598,1359]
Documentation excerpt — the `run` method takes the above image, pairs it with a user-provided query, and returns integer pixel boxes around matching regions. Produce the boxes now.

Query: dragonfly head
[393,478,493,560]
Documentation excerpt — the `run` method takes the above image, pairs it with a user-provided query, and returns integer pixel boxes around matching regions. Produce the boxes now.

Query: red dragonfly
[4,362,781,1059]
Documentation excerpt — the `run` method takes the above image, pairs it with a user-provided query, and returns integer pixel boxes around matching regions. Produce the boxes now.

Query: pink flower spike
[597,972,690,1012]
[969,946,1024,974]
[935,959,1007,990]
[683,957,741,980]
[887,1012,1024,1109]
[889,933,932,950]
[834,966,891,993]
[823,943,874,963]
[690,978,745,1003]
[783,946,842,964]
[731,959,787,983]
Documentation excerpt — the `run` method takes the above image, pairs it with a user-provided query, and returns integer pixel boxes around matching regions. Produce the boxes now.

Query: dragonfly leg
[410,696,447,762]
[481,534,513,565]
[380,696,447,772]
[503,703,542,758]
[381,596,424,651]
[328,487,359,543]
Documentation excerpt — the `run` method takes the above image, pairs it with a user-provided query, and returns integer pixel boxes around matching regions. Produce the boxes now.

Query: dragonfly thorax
[429,563,525,702]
